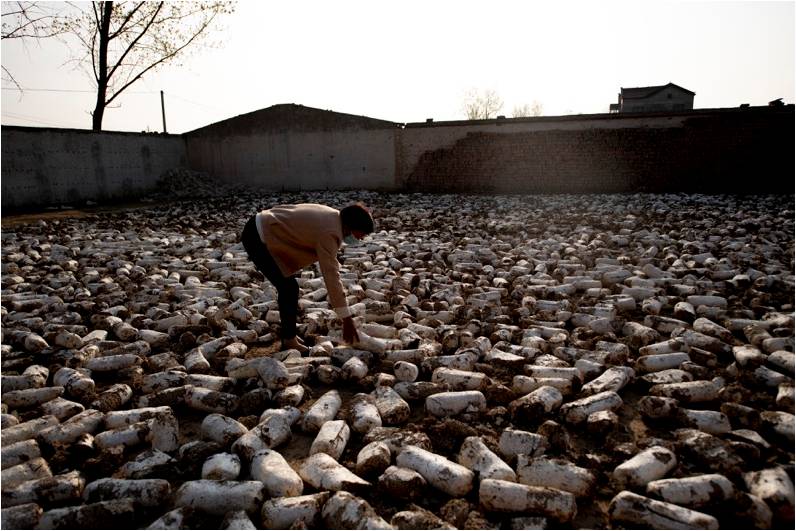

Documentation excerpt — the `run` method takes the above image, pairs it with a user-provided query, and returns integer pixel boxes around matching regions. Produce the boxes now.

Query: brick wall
[402,107,794,193]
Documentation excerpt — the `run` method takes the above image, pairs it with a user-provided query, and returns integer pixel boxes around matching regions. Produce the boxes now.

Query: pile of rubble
[1,191,794,529]
[146,169,246,201]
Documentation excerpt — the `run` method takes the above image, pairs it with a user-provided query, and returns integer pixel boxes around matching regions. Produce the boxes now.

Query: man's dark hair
[340,203,374,233]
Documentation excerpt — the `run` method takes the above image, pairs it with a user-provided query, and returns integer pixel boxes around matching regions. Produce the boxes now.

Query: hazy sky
[1,0,794,133]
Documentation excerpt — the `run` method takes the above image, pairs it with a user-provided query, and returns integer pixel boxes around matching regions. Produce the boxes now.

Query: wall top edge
[4,104,791,137]
[183,103,401,137]
[0,125,184,138]
[404,105,794,128]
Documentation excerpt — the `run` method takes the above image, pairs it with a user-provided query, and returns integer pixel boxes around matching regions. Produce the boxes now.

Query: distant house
[609,83,695,113]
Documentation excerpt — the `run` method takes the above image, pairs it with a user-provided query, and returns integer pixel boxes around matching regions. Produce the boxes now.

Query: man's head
[340,203,374,241]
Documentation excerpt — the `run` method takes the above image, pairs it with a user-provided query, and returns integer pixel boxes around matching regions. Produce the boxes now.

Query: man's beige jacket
[256,203,351,318]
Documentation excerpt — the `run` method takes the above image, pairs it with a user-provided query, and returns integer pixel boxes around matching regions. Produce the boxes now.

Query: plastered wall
[1,127,185,211]
[185,128,396,191]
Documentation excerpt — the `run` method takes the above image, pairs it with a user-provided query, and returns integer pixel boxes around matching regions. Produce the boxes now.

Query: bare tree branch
[108,1,143,40]
[107,2,163,82]
[463,89,504,120]
[512,101,543,118]
[91,1,100,31]
[106,12,213,106]
[2,2,66,93]
[2,65,23,92]
[2,2,64,40]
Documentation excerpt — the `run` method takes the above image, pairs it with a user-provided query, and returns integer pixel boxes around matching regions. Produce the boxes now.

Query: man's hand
[342,316,360,345]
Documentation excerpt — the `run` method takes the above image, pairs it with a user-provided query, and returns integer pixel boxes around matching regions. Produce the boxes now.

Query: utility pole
[160,90,167,133]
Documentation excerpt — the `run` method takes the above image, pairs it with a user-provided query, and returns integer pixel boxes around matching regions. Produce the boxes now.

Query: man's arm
[316,234,359,344]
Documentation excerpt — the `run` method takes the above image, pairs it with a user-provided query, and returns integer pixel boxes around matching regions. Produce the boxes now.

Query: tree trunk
[92,1,113,131]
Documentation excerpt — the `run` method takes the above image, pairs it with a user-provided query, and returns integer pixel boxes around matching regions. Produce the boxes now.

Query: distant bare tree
[512,100,543,117]
[55,1,235,130]
[511,103,531,117]
[1,2,64,91]
[463,88,504,120]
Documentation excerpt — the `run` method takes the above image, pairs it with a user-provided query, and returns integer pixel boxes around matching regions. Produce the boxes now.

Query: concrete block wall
[1,127,185,210]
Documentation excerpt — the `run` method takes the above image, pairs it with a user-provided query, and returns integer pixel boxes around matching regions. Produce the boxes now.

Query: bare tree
[511,103,532,118]
[512,100,543,117]
[55,1,235,131]
[463,88,504,120]
[1,2,64,91]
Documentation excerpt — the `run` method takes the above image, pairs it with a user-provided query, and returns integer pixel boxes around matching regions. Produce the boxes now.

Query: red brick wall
[402,108,794,193]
